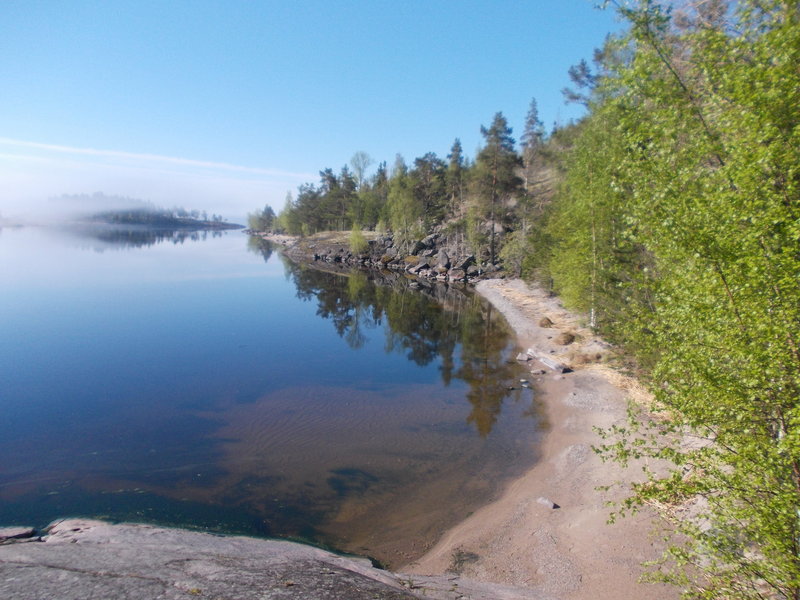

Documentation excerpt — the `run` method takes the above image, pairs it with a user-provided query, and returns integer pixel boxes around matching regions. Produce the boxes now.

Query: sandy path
[403,279,678,600]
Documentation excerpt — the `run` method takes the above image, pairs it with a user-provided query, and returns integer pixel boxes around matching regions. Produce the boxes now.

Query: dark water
[0,226,541,564]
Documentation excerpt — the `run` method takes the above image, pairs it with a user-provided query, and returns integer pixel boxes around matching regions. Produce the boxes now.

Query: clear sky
[0,0,622,221]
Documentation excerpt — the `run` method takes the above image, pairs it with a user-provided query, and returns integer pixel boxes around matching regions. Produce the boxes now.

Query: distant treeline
[57,193,239,229]
[90,207,234,229]
[251,2,800,597]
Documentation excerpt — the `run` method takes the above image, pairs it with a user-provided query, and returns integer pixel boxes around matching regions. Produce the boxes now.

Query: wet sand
[403,279,679,600]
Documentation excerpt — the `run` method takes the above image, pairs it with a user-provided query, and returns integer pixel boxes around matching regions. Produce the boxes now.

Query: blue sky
[0,0,622,221]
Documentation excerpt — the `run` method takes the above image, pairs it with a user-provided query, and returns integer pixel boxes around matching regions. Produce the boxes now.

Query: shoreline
[0,264,681,598]
[259,232,679,598]
[401,279,678,600]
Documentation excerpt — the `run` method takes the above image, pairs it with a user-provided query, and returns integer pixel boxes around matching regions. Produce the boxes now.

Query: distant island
[88,207,243,231]
[53,193,244,230]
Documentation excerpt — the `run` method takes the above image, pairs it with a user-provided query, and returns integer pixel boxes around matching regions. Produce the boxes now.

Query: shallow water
[0,226,542,565]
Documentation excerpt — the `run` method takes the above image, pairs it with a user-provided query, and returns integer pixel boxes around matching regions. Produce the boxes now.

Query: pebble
[536,497,560,510]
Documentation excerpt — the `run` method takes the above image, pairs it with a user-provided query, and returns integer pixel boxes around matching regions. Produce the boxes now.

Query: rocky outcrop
[0,519,542,599]
[262,230,503,285]
[0,527,35,544]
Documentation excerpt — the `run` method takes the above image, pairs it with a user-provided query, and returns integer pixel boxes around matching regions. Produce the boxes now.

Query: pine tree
[520,97,545,195]
[472,112,523,263]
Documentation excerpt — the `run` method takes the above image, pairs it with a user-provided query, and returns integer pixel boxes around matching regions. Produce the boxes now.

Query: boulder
[526,348,571,373]
[421,233,439,247]
[555,332,576,346]
[448,268,466,281]
[410,240,426,255]
[436,250,450,269]
[455,255,475,271]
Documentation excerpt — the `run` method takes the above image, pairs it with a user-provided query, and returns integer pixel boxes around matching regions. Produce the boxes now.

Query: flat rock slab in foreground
[0,519,541,600]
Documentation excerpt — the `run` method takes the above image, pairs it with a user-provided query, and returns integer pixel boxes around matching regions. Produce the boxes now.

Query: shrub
[349,226,369,255]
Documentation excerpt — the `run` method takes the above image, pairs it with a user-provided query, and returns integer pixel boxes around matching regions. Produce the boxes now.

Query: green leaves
[545,1,800,596]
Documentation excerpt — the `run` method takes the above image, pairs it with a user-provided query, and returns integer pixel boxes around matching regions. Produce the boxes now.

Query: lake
[0,225,542,566]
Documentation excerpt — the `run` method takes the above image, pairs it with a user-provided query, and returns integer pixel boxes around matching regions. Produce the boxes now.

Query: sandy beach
[403,279,678,600]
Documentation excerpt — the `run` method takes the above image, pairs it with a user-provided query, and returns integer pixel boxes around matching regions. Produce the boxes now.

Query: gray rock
[448,268,466,281]
[536,497,560,509]
[421,233,439,247]
[436,250,450,269]
[0,520,416,600]
[455,255,475,270]
[526,348,570,373]
[411,240,426,255]
[0,527,35,543]
[409,258,430,274]
[0,519,541,600]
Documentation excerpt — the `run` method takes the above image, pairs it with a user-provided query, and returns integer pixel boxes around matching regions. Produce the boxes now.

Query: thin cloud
[0,137,312,180]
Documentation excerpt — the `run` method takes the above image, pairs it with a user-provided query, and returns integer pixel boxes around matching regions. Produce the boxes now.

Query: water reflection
[66,224,228,250]
[0,231,540,567]
[272,251,521,437]
[246,235,275,263]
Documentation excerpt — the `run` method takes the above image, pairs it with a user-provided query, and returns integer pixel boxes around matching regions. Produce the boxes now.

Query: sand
[402,279,678,600]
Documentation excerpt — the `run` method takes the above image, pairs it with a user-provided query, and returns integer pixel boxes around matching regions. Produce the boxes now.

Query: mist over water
[0,227,542,565]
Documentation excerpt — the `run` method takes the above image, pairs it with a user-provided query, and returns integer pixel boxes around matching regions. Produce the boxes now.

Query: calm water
[0,226,541,565]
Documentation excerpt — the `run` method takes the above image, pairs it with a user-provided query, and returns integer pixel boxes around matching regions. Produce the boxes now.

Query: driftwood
[526,348,571,373]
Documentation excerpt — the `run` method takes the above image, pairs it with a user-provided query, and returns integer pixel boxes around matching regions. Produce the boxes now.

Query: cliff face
[0,519,539,599]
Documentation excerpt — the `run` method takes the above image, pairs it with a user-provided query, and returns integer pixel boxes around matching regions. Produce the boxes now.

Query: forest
[250,1,800,597]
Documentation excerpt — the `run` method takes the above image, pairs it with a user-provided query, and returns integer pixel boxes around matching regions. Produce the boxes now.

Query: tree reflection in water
[250,239,523,437]
[68,224,227,250]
